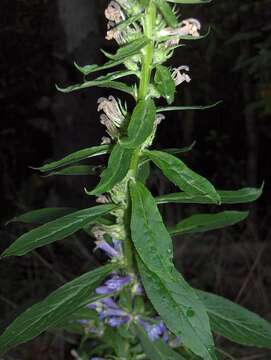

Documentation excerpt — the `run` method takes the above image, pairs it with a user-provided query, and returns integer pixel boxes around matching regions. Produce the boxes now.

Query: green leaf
[74,37,150,75]
[166,0,211,4]
[138,259,217,360]
[155,65,176,105]
[155,0,178,28]
[56,70,135,97]
[87,144,133,196]
[134,323,186,360]
[2,204,117,257]
[169,211,249,236]
[129,182,216,359]
[121,99,156,148]
[130,181,174,278]
[6,208,75,225]
[156,185,263,204]
[0,264,115,355]
[197,290,271,349]
[137,161,151,184]
[145,150,220,204]
[43,165,101,177]
[139,142,196,168]
[32,144,110,173]
[163,142,196,155]
[157,101,222,113]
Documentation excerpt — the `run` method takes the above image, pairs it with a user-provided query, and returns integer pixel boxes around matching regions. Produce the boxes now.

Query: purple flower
[107,315,130,328]
[87,296,131,329]
[96,275,131,295]
[95,239,122,258]
[140,320,168,342]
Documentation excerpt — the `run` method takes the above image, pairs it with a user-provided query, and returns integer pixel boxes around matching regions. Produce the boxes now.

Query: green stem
[138,2,156,99]
[122,2,156,273]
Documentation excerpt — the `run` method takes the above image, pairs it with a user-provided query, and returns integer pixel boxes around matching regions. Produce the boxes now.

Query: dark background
[0,0,271,358]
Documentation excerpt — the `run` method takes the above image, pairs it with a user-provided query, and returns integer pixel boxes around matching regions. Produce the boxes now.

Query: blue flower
[96,275,131,295]
[140,320,168,342]
[88,296,131,329]
[95,239,122,258]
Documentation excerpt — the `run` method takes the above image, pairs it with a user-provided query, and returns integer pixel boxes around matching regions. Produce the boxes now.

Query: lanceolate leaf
[32,144,111,173]
[130,181,174,278]
[138,259,217,360]
[74,37,150,75]
[130,181,216,359]
[6,208,75,225]
[155,0,178,28]
[87,144,133,196]
[155,65,176,105]
[139,142,196,168]
[2,204,117,257]
[157,101,222,113]
[0,264,115,355]
[122,98,156,148]
[169,211,249,236]
[56,70,135,97]
[156,186,263,204]
[145,150,220,204]
[134,323,186,360]
[197,290,271,349]
[43,165,101,177]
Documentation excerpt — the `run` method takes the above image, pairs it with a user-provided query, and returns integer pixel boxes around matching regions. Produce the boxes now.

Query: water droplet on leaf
[186,307,195,317]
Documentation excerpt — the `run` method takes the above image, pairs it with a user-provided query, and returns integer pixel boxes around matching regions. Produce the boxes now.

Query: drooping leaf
[0,264,115,355]
[197,290,271,349]
[156,186,263,204]
[32,144,110,173]
[138,259,217,360]
[74,37,150,75]
[154,65,176,105]
[121,98,156,148]
[157,101,222,113]
[134,323,186,360]
[87,144,133,196]
[2,204,117,257]
[43,165,101,177]
[56,70,135,97]
[130,181,174,278]
[145,150,220,204]
[6,208,75,225]
[169,211,249,236]
[155,0,178,28]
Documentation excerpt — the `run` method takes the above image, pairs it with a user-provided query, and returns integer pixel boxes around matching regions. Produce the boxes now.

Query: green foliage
[145,150,221,204]
[1,0,269,359]
[0,264,115,355]
[198,290,271,348]
[169,211,249,236]
[2,204,117,257]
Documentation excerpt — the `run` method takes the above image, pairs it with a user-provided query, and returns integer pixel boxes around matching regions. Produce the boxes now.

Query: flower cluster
[89,297,131,328]
[97,95,127,143]
[105,1,142,44]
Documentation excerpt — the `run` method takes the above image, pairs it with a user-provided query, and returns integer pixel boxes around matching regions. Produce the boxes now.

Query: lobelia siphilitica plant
[0,0,270,359]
